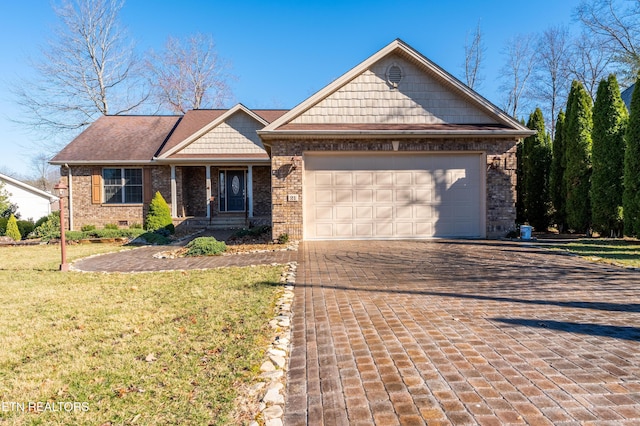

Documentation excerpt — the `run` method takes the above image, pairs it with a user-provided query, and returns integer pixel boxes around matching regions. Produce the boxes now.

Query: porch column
[247,165,254,218]
[205,165,212,218]
[170,165,177,218]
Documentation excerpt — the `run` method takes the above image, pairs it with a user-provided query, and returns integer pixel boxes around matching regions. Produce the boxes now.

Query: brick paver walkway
[285,240,640,425]
[73,245,298,272]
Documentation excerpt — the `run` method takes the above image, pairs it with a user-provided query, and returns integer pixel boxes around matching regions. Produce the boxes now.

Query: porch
[168,164,272,227]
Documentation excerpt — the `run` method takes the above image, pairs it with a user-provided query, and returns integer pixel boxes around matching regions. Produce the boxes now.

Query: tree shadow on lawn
[543,241,640,263]
[492,318,640,342]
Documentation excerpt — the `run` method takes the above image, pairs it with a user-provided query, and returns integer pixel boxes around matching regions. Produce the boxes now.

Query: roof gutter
[51,157,271,166]
[258,129,536,140]
[152,157,270,164]
[49,160,155,166]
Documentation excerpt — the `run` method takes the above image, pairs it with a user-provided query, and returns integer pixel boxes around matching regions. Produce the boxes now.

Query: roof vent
[387,64,403,88]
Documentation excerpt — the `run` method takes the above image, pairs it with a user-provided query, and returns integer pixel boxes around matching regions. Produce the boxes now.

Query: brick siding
[270,138,518,240]
[63,164,272,230]
[253,166,271,217]
[62,166,148,230]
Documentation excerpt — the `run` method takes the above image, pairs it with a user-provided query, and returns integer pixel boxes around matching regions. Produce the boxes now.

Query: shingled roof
[156,108,288,158]
[50,108,289,165]
[50,115,181,164]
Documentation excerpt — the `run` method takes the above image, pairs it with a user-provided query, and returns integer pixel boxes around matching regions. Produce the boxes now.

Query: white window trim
[103,167,143,204]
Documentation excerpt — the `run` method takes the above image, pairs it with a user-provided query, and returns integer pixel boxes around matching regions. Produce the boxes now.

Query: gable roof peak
[261,39,532,136]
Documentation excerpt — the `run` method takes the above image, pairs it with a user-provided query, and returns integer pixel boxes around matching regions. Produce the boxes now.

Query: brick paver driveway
[284,240,640,425]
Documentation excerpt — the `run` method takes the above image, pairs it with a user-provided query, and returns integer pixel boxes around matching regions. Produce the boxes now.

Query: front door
[224,170,245,212]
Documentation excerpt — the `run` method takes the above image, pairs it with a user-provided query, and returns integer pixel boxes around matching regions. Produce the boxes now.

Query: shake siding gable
[171,110,268,157]
[290,55,498,125]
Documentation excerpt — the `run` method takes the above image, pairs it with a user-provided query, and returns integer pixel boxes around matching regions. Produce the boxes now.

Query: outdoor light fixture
[489,156,501,170]
[54,181,69,272]
[290,156,300,170]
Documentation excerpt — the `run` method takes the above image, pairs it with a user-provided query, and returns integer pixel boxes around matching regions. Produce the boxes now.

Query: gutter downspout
[170,165,177,218]
[66,165,73,231]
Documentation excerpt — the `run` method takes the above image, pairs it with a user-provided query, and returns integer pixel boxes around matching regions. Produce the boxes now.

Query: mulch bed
[153,230,295,259]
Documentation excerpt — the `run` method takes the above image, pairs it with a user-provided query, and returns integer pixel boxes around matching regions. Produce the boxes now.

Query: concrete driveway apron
[284,240,640,425]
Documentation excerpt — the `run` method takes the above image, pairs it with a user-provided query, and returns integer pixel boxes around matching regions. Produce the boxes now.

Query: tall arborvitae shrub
[144,192,174,233]
[624,78,640,236]
[5,214,21,241]
[564,81,593,233]
[522,108,552,230]
[515,140,525,224]
[591,75,628,236]
[550,111,567,231]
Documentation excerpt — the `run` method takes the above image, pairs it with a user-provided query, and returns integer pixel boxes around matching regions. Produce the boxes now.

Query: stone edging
[249,261,296,426]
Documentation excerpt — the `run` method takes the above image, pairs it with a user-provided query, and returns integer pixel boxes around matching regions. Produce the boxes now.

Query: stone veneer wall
[270,138,518,241]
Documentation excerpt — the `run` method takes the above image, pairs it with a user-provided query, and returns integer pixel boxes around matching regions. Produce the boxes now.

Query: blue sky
[0,0,581,177]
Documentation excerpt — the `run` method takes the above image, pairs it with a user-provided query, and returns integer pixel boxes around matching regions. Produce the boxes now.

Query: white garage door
[304,153,484,239]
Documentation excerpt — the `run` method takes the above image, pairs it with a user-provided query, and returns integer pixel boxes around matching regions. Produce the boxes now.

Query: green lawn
[0,243,284,425]
[545,239,640,268]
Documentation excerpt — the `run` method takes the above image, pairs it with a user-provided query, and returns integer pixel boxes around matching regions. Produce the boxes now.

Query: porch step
[174,215,271,231]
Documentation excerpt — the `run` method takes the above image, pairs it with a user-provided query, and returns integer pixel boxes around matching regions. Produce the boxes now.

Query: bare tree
[499,34,537,119]
[12,0,147,146]
[145,34,233,113]
[576,0,640,83]
[566,32,614,101]
[0,182,12,217]
[29,153,57,192]
[530,26,572,138]
[462,22,485,90]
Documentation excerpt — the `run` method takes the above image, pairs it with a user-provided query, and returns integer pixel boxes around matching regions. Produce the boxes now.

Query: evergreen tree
[144,192,174,233]
[624,78,640,236]
[550,111,567,231]
[5,214,21,241]
[522,108,552,230]
[515,140,525,224]
[591,75,628,236]
[563,81,593,233]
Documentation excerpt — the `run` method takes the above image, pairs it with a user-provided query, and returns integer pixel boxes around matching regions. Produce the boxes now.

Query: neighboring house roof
[622,83,634,111]
[51,116,181,165]
[260,38,534,140]
[0,173,58,202]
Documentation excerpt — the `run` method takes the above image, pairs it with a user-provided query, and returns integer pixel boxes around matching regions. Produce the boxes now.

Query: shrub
[144,192,174,234]
[104,223,119,230]
[28,212,61,241]
[277,233,289,245]
[92,228,145,239]
[185,237,227,256]
[65,231,84,241]
[129,222,143,229]
[81,224,96,232]
[0,217,7,235]
[5,214,21,241]
[153,228,172,237]
[34,214,51,229]
[17,220,35,238]
[233,225,271,238]
[136,231,172,245]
